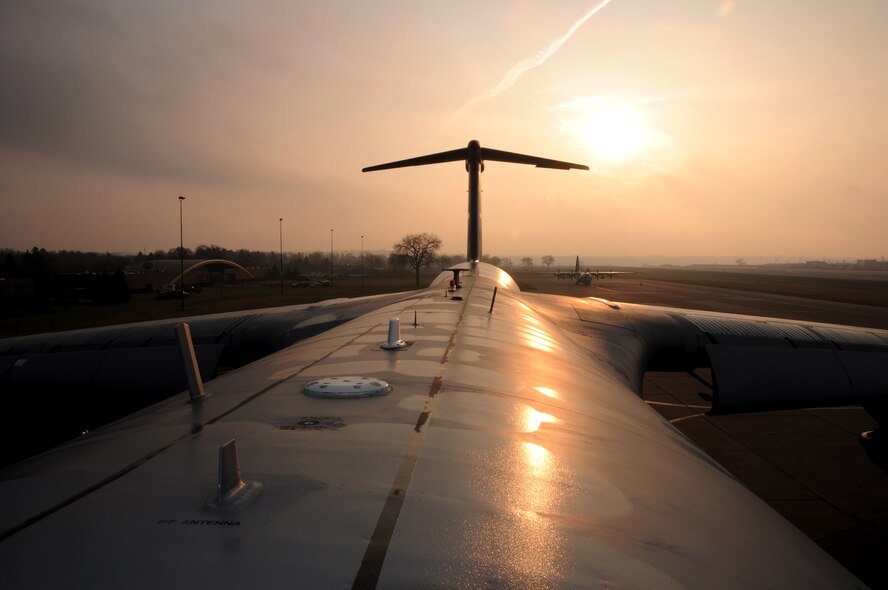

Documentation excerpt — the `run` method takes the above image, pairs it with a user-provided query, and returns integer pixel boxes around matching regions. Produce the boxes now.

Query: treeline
[1,247,134,277]
[1,246,515,280]
[0,244,521,317]
[1,248,131,309]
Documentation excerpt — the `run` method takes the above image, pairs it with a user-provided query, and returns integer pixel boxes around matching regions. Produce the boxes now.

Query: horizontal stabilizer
[482,147,589,170]
[362,140,587,263]
[362,148,468,172]
[362,141,589,172]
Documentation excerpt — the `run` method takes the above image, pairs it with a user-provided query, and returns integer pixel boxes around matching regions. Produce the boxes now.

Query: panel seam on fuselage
[352,280,473,589]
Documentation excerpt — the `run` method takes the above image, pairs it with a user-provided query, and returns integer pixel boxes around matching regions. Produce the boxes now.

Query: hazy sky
[1,0,886,260]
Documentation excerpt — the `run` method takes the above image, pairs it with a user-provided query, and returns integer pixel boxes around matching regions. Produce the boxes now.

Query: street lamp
[361,234,364,289]
[279,218,284,295]
[178,195,185,312]
[330,229,334,279]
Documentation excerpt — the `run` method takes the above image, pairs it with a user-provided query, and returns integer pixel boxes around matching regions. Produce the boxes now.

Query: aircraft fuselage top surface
[0,262,874,588]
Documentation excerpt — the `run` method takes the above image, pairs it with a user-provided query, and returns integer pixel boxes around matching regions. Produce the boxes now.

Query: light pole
[279,218,284,295]
[178,195,185,312]
[361,234,364,289]
[330,229,334,279]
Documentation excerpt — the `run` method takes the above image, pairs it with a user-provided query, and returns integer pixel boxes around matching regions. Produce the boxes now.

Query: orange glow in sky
[1,2,886,261]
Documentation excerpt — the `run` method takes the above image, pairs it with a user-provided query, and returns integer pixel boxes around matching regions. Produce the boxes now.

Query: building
[124,259,263,292]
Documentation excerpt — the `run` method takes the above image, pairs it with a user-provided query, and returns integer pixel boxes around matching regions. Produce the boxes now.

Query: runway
[541,274,888,329]
[517,273,888,588]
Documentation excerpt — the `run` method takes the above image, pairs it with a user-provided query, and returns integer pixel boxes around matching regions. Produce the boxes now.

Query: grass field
[3,266,887,338]
[626,267,888,308]
[0,276,420,338]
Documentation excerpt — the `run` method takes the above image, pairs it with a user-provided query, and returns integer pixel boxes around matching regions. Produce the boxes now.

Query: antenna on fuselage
[362,140,587,263]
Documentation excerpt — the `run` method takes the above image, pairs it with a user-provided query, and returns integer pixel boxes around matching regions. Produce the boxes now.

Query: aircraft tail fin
[363,140,587,262]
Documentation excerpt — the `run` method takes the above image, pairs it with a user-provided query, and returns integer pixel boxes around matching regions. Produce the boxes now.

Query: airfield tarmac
[516,272,888,588]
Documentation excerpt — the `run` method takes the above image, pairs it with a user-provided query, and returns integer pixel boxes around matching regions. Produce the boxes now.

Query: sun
[556,96,682,175]
[579,105,649,162]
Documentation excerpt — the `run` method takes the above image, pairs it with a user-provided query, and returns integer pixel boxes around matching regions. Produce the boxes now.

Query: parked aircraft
[0,140,884,588]
[554,256,582,280]
[555,257,632,284]
[575,268,633,285]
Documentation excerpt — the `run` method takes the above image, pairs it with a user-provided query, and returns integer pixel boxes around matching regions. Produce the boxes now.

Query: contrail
[452,0,614,119]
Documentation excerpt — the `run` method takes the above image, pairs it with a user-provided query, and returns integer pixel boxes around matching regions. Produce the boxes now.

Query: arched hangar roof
[168,259,255,284]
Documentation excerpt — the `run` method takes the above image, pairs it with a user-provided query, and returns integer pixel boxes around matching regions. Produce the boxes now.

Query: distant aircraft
[554,256,632,284]
[0,139,884,588]
[554,255,582,280]
[575,267,633,285]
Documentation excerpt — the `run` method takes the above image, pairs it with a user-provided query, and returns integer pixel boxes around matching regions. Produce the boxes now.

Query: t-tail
[363,140,588,262]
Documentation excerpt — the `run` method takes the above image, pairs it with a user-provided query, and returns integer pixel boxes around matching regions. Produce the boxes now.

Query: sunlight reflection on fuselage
[534,385,559,399]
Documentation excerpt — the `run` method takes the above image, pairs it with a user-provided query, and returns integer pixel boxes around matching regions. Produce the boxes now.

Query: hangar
[125,259,259,291]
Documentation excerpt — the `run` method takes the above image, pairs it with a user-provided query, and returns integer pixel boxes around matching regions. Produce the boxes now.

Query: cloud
[0,2,301,188]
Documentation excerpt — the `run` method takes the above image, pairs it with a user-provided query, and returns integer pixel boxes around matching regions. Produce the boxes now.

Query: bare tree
[521,256,534,269]
[541,255,555,271]
[392,233,443,286]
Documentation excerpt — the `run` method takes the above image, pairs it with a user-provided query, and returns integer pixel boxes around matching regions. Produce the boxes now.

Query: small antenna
[175,322,206,402]
[381,318,407,350]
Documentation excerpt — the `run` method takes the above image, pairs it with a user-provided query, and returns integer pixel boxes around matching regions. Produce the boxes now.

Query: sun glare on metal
[522,325,557,352]
[522,441,553,475]
[534,386,559,399]
[521,407,558,433]
[521,313,544,326]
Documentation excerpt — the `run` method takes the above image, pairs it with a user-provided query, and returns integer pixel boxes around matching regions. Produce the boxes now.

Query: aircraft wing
[598,270,633,276]
[0,290,413,393]
[1,263,881,588]
[524,293,888,414]
[0,290,414,466]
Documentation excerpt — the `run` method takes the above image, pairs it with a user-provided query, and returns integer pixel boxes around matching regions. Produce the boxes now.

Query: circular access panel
[303,376,392,398]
